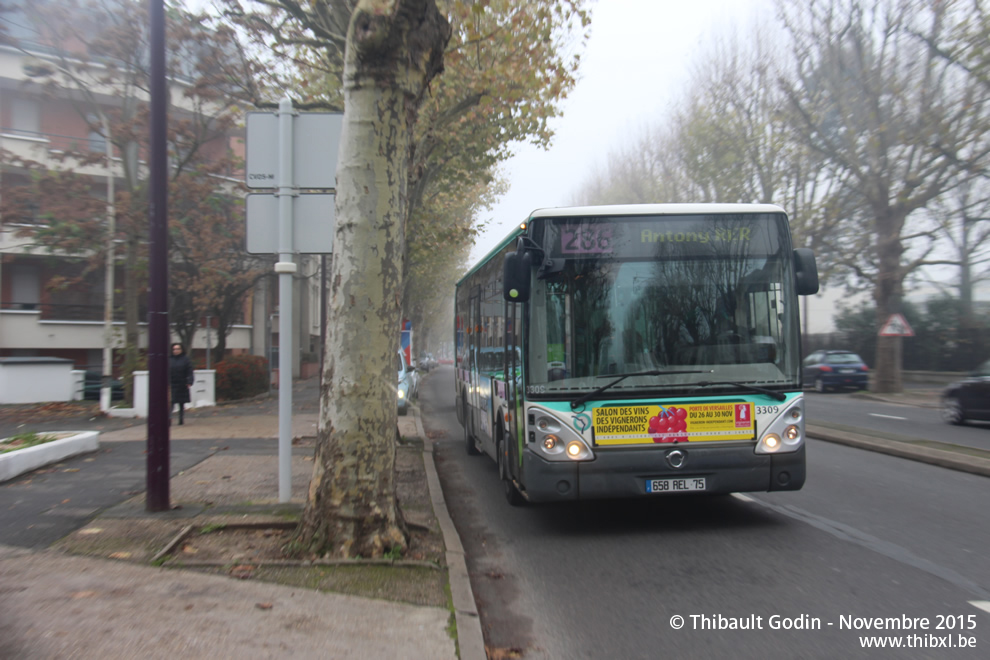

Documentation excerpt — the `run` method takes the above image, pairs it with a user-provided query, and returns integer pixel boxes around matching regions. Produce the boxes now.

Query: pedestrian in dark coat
[169,342,194,424]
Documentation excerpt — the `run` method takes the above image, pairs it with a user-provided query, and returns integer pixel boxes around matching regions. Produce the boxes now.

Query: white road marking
[868,413,908,420]
[732,493,990,601]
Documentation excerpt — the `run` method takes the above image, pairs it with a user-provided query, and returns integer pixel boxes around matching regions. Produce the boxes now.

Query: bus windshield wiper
[570,370,710,410]
[693,381,787,402]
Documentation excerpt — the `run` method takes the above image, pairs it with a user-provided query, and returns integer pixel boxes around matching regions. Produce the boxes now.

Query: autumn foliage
[213,354,268,401]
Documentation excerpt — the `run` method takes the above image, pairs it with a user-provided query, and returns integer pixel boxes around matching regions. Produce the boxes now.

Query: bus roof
[457,203,788,288]
[527,203,786,218]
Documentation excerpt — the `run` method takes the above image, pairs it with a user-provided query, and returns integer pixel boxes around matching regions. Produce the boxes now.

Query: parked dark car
[802,350,870,392]
[940,359,990,425]
[83,371,124,401]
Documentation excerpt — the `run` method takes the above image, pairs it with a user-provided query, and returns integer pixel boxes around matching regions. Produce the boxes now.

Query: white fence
[0,357,75,404]
[0,360,215,415]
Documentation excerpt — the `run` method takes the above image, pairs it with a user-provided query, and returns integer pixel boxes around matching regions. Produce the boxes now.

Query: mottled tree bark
[294,0,449,558]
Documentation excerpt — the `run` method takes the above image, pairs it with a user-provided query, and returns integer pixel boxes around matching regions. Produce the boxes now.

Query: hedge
[214,354,269,401]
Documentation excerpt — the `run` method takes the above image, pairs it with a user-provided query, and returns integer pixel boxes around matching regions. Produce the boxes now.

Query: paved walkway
[0,374,485,660]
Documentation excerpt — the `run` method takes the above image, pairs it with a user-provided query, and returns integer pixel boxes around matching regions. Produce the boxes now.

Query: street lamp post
[100,113,116,412]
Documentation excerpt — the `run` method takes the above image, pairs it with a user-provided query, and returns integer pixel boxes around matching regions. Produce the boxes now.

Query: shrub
[214,354,269,401]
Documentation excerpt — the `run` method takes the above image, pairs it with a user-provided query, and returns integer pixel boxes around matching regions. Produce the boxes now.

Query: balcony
[0,128,137,180]
[0,301,145,322]
[0,302,253,353]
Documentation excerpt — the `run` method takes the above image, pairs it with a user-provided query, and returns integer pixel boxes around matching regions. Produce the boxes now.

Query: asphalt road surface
[424,366,990,659]
[804,391,990,452]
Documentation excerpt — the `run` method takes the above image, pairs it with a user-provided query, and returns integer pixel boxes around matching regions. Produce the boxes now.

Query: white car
[397,350,419,415]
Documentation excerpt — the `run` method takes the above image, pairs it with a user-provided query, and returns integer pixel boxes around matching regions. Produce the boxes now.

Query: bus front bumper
[521,443,805,502]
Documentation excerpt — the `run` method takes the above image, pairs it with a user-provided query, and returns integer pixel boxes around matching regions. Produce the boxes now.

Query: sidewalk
[0,377,485,660]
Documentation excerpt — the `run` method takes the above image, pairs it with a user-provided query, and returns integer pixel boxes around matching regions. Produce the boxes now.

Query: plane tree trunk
[293,0,449,559]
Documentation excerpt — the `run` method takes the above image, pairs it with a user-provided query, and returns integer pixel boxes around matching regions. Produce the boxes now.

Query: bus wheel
[498,439,525,506]
[464,398,480,456]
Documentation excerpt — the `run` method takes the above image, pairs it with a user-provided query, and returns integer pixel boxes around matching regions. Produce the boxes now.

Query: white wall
[107,369,215,418]
[0,358,75,404]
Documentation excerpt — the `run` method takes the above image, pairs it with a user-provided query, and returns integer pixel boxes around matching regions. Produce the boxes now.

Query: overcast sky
[470,0,774,263]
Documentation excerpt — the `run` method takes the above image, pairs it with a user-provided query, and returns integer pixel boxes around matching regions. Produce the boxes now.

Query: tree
[575,22,852,286]
[291,0,450,558]
[168,181,269,360]
[574,125,687,205]
[219,0,589,339]
[916,178,990,316]
[778,0,990,392]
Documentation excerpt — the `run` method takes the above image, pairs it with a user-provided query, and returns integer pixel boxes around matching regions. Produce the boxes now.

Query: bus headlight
[761,434,782,453]
[784,425,801,444]
[566,441,592,460]
[755,398,805,455]
[398,389,406,400]
[527,406,595,461]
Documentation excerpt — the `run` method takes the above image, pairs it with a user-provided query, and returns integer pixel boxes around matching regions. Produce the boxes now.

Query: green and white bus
[455,204,819,505]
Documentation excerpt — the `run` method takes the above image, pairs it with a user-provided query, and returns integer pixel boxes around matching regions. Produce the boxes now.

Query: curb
[849,391,941,409]
[807,424,990,478]
[414,407,487,660]
[0,430,100,482]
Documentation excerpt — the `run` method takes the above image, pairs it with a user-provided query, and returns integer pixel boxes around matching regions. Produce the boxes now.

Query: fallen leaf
[78,528,104,535]
[62,469,80,473]
[184,604,194,611]
[230,565,255,579]
[182,545,199,555]
[109,552,131,559]
[61,499,71,504]
[255,602,273,610]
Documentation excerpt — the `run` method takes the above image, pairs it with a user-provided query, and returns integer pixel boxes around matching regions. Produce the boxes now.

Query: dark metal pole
[146,0,170,512]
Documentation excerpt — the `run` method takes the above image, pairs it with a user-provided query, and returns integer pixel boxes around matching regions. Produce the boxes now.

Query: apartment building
[0,1,322,385]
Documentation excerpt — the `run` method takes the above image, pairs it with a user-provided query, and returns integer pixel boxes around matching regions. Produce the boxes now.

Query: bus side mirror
[794,248,819,295]
[503,250,532,302]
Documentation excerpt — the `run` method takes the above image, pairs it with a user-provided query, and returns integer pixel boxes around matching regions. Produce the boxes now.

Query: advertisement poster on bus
[592,402,755,445]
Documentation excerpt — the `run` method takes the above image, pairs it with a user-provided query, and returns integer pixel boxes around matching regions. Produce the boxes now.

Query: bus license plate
[646,477,706,493]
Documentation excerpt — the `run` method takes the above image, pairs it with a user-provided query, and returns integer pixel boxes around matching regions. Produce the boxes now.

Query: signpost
[245,194,335,255]
[879,313,914,337]
[246,112,342,189]
[246,100,341,502]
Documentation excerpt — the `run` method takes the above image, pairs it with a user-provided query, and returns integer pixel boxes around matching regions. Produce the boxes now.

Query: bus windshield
[527,213,800,396]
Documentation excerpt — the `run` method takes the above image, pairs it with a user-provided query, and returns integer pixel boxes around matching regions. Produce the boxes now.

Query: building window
[87,114,107,153]
[10,99,40,138]
[11,264,41,310]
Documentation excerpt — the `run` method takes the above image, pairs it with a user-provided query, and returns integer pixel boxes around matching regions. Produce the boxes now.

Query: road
[804,390,990,452]
[423,366,990,659]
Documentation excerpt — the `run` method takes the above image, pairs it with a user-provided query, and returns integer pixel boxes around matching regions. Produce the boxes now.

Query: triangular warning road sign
[879,313,914,337]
